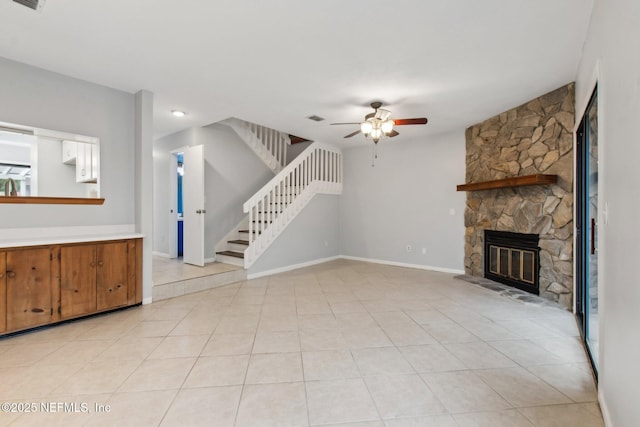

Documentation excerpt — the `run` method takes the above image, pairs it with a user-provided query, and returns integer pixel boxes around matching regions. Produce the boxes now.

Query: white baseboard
[339,255,465,275]
[598,389,613,427]
[247,256,341,279]
[247,255,464,280]
[142,297,153,305]
[205,257,215,264]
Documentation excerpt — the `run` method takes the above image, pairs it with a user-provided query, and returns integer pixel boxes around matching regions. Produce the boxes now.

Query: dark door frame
[575,84,599,379]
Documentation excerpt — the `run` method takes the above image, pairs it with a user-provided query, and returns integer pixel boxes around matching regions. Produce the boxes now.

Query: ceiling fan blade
[331,122,360,125]
[393,118,428,126]
[344,130,361,138]
[388,130,400,137]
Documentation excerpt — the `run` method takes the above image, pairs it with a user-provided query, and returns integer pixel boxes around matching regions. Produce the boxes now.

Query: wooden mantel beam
[456,174,558,192]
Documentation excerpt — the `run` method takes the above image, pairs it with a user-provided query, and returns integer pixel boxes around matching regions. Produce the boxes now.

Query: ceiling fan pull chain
[371,144,378,167]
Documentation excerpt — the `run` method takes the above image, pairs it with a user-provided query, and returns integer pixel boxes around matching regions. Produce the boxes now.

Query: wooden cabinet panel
[96,242,129,311]
[0,252,6,333]
[6,248,53,331]
[60,245,97,319]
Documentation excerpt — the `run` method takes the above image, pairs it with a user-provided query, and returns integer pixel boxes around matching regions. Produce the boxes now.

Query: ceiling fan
[331,101,428,143]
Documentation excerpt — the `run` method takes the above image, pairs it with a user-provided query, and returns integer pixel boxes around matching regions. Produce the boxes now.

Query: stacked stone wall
[464,83,574,307]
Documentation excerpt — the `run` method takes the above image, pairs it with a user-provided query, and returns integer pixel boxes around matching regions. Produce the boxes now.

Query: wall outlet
[422,247,426,255]
[324,241,328,247]
[449,208,456,216]
[406,245,412,252]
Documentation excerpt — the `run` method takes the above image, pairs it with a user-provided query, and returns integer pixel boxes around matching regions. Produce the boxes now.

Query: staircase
[215,142,342,268]
[220,117,289,174]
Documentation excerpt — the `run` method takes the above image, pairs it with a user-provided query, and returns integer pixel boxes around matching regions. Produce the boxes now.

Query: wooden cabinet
[96,241,131,311]
[0,251,6,333]
[1,238,141,335]
[5,247,58,332]
[60,244,97,319]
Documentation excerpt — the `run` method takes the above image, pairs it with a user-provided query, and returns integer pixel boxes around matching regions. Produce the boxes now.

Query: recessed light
[307,115,325,122]
[172,110,186,117]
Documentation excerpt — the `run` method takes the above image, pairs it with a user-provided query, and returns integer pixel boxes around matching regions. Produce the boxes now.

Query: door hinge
[50,307,53,316]
[58,306,61,314]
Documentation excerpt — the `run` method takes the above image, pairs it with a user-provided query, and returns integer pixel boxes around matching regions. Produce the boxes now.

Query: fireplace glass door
[576,85,599,375]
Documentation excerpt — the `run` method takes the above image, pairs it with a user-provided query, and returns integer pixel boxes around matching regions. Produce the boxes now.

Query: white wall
[248,194,340,275]
[153,124,273,259]
[339,130,466,272]
[575,1,640,425]
[0,57,135,227]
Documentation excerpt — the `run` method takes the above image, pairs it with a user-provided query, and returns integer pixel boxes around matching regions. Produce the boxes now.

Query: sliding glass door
[576,86,599,375]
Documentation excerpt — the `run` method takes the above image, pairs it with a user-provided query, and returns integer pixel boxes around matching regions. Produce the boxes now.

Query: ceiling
[0,0,593,145]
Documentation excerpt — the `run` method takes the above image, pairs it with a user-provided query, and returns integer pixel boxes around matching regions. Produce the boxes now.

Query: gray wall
[0,57,135,227]
[286,140,313,164]
[248,194,340,275]
[153,124,273,259]
[575,0,640,425]
[339,130,466,272]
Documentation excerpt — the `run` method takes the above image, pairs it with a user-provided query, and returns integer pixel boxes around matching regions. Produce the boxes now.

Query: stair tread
[239,229,261,234]
[228,239,249,245]
[216,250,244,259]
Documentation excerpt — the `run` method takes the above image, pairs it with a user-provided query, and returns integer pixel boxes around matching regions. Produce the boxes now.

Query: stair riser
[216,254,244,267]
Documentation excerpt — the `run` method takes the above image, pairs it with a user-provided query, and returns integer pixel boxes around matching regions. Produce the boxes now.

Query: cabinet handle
[98,261,104,267]
[0,272,4,279]
[6,271,15,278]
[90,262,96,267]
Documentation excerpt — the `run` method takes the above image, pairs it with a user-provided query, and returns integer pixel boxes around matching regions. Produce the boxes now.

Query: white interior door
[183,145,205,266]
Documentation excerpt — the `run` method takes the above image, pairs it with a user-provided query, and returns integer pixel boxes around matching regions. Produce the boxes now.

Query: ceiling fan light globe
[360,121,373,136]
[381,120,394,134]
[371,128,382,140]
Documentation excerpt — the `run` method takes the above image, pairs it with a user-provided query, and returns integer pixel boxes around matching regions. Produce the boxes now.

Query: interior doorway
[576,85,599,376]
[168,145,205,266]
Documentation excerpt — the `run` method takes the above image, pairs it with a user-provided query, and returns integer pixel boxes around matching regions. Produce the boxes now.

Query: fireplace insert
[484,230,540,294]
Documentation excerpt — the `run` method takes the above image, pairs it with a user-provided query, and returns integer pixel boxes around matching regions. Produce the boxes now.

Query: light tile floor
[0,259,603,426]
[153,256,241,286]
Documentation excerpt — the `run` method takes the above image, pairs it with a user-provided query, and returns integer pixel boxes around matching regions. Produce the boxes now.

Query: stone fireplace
[463,83,574,308]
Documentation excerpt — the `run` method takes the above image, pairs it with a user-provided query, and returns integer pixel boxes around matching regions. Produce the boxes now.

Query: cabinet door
[62,140,77,165]
[60,245,97,319]
[6,248,53,331]
[96,242,128,310]
[75,142,94,183]
[0,251,6,333]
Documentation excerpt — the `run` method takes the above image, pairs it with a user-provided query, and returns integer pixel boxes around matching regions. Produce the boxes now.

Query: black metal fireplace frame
[484,230,540,295]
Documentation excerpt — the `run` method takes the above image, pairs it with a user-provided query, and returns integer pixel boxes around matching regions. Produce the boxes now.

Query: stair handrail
[243,142,340,211]
[243,142,342,267]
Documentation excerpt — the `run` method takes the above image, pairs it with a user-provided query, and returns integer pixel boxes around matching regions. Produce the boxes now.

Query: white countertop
[0,232,144,249]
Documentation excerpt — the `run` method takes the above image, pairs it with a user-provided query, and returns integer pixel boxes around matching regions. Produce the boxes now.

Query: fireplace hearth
[484,230,540,294]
